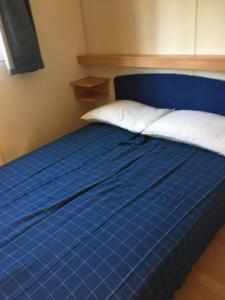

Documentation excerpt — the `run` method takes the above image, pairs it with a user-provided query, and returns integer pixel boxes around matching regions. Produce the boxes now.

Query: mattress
[0,123,225,300]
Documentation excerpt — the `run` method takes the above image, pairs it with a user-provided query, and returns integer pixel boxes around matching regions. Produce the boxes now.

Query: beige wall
[82,0,196,55]
[0,0,91,165]
[81,0,225,95]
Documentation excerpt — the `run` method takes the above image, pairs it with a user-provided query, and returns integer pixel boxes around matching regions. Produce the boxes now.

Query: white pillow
[81,100,171,133]
[143,110,225,156]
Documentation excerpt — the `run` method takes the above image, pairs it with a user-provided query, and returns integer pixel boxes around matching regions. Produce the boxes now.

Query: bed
[0,74,225,300]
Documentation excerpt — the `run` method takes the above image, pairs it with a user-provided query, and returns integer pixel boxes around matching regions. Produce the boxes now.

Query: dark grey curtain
[0,0,44,75]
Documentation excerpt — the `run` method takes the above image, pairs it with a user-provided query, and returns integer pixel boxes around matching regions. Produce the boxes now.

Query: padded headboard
[114,74,225,116]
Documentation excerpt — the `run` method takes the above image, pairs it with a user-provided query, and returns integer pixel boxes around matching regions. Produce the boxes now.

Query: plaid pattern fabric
[0,123,225,300]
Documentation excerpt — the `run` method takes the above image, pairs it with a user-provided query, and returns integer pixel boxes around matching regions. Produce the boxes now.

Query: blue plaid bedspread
[0,124,225,300]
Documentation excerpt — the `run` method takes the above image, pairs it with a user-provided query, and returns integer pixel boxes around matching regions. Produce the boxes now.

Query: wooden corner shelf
[77,54,225,72]
[70,76,110,102]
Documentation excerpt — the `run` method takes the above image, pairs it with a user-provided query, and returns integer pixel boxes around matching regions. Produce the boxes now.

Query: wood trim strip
[77,54,225,72]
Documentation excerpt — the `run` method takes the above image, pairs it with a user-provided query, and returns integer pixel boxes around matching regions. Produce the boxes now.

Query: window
[0,27,12,70]
[0,18,13,70]
[0,2,44,75]
[0,47,5,65]
[0,28,6,66]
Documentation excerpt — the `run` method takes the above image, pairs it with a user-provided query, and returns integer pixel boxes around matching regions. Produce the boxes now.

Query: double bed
[0,74,225,300]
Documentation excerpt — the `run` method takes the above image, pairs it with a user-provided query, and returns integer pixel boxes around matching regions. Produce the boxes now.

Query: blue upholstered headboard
[114,74,225,116]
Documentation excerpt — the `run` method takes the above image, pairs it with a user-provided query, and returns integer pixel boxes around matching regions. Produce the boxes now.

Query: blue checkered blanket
[1,124,225,300]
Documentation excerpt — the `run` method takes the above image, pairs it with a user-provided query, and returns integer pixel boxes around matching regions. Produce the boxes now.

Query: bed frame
[114,73,225,116]
[114,73,225,298]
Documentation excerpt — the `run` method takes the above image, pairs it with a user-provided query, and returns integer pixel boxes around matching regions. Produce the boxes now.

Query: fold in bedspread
[0,124,225,300]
